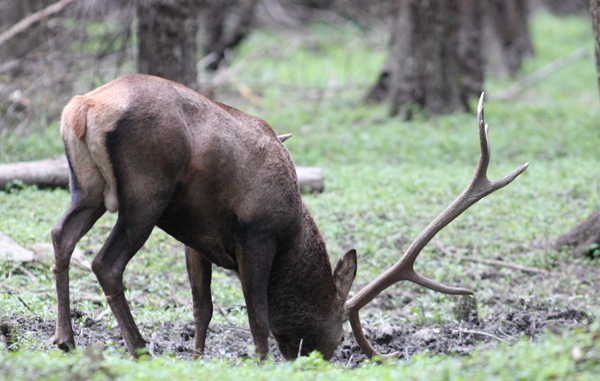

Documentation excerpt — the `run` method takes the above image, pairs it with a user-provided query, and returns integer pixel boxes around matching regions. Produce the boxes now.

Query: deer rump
[54,74,355,360]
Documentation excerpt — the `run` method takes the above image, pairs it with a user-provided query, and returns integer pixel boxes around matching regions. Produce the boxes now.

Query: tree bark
[0,156,325,193]
[593,0,600,90]
[201,0,259,70]
[483,0,534,77]
[366,0,483,118]
[555,210,600,256]
[542,0,589,15]
[137,0,200,88]
[554,0,600,256]
[458,0,484,107]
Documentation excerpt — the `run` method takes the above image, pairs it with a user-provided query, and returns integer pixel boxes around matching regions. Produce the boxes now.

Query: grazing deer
[51,74,527,360]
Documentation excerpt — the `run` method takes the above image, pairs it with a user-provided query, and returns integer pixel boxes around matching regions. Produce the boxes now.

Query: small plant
[586,243,600,260]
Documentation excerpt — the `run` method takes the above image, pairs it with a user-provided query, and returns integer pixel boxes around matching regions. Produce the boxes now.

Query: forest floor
[4,284,592,367]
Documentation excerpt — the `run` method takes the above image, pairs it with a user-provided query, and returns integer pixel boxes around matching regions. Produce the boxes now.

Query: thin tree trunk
[483,0,534,77]
[592,0,600,90]
[202,0,259,70]
[554,0,600,256]
[458,0,484,107]
[137,0,199,88]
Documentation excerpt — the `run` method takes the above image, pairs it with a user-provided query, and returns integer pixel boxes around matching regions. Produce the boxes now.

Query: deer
[51,73,528,361]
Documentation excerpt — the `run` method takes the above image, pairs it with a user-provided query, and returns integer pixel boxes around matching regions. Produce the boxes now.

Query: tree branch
[434,241,550,275]
[0,0,75,48]
[493,49,589,101]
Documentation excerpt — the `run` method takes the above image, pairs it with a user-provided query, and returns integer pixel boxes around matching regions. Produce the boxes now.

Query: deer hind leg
[91,199,171,359]
[51,189,107,351]
[235,233,277,360]
[185,246,213,359]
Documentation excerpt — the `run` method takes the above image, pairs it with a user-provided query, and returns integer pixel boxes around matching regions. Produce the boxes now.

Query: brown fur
[51,74,357,361]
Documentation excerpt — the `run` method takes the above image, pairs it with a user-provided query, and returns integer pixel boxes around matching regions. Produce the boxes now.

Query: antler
[345,93,529,359]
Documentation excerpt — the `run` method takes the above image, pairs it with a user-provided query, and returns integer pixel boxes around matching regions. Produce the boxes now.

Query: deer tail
[61,95,89,140]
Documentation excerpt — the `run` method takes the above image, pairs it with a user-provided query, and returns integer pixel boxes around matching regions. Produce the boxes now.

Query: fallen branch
[16,265,38,285]
[493,49,590,101]
[0,264,19,288]
[0,0,75,48]
[434,242,550,275]
[94,308,111,322]
[0,283,17,293]
[0,155,325,193]
[17,296,33,313]
[454,329,511,343]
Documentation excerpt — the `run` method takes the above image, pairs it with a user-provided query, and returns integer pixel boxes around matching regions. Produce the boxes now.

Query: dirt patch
[2,304,591,367]
[333,306,591,367]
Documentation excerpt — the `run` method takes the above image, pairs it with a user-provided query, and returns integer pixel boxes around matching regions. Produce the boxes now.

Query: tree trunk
[554,0,600,256]
[201,0,259,70]
[458,0,484,107]
[137,0,199,88]
[483,0,534,77]
[542,0,589,15]
[555,210,600,256]
[366,0,483,118]
[593,0,600,89]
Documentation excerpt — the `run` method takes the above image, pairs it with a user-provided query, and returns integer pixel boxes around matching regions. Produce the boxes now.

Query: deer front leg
[51,192,106,351]
[185,246,213,359]
[236,235,276,360]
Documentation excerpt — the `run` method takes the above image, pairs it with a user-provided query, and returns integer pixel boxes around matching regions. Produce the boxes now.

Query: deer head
[50,74,526,361]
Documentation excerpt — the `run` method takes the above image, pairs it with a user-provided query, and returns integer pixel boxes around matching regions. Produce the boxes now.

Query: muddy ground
[2,296,591,368]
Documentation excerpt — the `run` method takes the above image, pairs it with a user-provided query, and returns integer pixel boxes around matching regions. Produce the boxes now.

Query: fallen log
[0,155,324,193]
[0,156,69,189]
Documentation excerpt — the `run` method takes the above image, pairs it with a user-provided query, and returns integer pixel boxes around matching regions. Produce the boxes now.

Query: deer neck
[267,203,336,324]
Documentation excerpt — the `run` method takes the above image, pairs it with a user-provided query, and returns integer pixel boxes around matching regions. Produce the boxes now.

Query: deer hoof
[53,332,75,352]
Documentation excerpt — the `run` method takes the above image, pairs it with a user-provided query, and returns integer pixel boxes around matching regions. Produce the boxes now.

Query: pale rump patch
[60,79,131,213]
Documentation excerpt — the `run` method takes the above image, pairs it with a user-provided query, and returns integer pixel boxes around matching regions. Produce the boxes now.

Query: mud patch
[332,306,591,367]
[3,305,591,367]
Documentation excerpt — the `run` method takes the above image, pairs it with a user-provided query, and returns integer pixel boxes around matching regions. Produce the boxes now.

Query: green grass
[2,322,600,380]
[2,9,600,380]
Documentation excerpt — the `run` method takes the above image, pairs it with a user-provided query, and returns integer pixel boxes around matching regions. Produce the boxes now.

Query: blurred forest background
[0,0,593,137]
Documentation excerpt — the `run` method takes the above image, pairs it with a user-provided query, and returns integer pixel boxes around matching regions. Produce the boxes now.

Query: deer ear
[334,249,357,301]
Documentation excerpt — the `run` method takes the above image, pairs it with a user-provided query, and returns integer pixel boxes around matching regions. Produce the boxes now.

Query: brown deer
[51,74,527,360]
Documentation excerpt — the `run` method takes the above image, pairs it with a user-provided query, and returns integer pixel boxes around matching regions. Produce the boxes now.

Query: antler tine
[278,133,292,142]
[345,93,528,359]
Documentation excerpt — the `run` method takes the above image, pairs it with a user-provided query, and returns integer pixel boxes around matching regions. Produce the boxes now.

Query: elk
[51,74,527,360]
